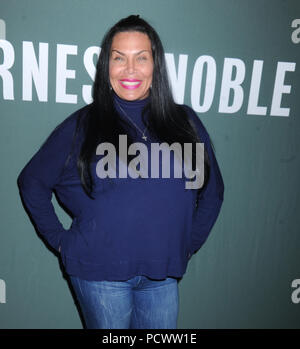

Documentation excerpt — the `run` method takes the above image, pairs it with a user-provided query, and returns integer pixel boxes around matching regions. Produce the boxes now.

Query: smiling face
[109,31,154,101]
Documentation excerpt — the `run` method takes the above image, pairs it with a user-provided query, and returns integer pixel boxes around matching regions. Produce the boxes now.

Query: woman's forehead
[111,31,152,51]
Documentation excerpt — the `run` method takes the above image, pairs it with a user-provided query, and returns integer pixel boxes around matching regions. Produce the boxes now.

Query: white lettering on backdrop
[0,39,296,117]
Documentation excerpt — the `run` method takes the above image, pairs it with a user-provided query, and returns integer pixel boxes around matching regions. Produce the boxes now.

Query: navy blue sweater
[17,95,224,281]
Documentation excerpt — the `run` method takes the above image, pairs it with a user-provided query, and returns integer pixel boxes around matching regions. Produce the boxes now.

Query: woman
[17,15,224,329]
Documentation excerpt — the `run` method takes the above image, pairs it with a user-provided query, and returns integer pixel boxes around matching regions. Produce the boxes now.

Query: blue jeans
[69,275,179,329]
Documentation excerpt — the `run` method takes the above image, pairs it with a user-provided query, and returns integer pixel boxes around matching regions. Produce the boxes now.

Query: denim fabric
[69,275,179,329]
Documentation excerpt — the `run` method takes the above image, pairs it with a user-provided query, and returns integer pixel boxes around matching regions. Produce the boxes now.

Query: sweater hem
[62,256,189,281]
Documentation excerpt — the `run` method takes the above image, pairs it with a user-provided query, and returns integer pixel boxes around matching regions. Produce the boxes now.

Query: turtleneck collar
[113,91,151,140]
[113,91,150,112]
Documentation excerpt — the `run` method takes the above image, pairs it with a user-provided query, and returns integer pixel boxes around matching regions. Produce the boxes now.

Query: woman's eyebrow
[111,49,125,55]
[135,50,150,55]
[111,49,150,55]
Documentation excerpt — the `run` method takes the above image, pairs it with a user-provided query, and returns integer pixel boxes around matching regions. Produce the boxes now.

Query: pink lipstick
[119,79,142,90]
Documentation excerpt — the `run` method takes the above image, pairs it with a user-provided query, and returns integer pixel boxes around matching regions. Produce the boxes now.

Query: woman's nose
[125,58,136,73]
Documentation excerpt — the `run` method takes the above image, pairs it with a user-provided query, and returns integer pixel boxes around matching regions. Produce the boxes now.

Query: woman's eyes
[112,55,148,62]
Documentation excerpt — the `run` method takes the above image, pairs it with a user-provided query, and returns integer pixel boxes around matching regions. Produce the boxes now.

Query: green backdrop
[0,0,299,329]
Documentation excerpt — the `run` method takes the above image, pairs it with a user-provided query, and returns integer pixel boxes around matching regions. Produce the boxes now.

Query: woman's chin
[113,89,150,101]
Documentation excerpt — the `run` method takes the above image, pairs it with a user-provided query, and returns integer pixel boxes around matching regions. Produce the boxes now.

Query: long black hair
[75,15,211,200]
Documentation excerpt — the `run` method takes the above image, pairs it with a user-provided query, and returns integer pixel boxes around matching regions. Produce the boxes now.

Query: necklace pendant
[142,135,147,141]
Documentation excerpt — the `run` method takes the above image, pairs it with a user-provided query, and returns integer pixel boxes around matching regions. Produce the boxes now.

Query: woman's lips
[119,79,142,90]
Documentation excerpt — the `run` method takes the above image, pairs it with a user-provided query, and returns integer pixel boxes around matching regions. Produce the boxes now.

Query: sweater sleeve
[184,106,225,255]
[17,115,78,253]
